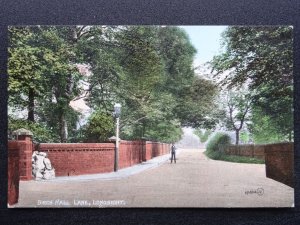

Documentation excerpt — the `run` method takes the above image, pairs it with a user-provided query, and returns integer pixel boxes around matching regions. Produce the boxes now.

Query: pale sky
[181,26,227,67]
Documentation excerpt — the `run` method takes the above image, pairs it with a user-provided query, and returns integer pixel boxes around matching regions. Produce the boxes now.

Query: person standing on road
[170,143,176,164]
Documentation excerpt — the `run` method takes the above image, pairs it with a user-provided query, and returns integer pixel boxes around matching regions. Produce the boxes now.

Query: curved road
[15,148,294,208]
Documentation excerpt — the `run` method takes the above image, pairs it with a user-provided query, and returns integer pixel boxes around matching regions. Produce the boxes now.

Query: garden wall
[225,143,294,187]
[8,136,171,179]
[37,143,115,176]
[7,133,171,205]
[38,141,171,175]
[145,141,170,161]
[264,143,294,188]
[119,140,143,169]
[224,144,265,160]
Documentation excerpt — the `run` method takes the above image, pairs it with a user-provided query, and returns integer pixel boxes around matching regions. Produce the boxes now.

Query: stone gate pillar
[13,128,33,181]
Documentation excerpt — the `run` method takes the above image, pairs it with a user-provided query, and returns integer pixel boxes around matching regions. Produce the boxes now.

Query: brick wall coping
[145,141,169,144]
[229,142,293,148]
[263,142,294,151]
[120,140,143,144]
[119,140,170,145]
[230,142,292,146]
[36,141,170,151]
[37,143,115,151]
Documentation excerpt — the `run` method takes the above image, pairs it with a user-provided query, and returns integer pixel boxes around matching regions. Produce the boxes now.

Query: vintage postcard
[7,25,294,208]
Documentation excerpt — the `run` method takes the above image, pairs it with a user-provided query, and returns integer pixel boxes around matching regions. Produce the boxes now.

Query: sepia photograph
[7,25,294,208]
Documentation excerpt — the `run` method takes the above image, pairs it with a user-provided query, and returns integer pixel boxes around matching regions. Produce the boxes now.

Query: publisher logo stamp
[245,188,264,196]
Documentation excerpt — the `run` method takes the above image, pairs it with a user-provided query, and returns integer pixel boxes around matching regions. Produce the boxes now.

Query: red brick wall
[225,144,265,160]
[38,141,170,176]
[225,143,294,187]
[8,138,170,180]
[7,136,33,182]
[145,142,152,161]
[38,143,115,176]
[119,140,143,169]
[146,142,170,159]
[18,136,33,180]
[8,138,170,206]
[264,143,294,188]
[8,141,20,205]
[114,141,170,169]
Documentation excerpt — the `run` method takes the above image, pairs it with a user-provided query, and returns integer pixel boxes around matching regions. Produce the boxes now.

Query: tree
[211,26,293,142]
[211,26,292,90]
[220,88,252,145]
[116,26,166,139]
[144,119,183,143]
[194,129,212,143]
[33,26,83,142]
[85,26,219,142]
[9,26,94,142]
[251,82,293,141]
[248,105,291,144]
[82,110,114,142]
[175,76,220,129]
[157,27,221,130]
[77,26,121,112]
[157,26,196,95]
[8,27,47,122]
[9,25,222,143]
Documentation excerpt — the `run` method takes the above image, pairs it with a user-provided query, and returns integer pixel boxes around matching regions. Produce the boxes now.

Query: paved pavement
[13,148,294,208]
[38,148,184,182]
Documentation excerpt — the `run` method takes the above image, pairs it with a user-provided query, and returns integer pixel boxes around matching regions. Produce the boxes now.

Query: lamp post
[114,103,121,172]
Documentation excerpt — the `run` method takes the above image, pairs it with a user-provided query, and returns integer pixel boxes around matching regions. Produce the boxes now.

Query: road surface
[14,148,294,208]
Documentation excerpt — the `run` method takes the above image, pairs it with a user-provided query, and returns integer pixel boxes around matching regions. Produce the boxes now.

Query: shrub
[206,132,231,152]
[8,117,59,143]
[83,111,114,142]
[205,132,264,164]
[240,131,250,144]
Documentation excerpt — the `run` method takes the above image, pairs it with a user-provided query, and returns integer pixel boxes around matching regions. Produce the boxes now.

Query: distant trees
[194,129,212,143]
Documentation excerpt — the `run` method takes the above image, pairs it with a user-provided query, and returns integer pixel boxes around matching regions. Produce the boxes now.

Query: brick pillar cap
[12,128,33,136]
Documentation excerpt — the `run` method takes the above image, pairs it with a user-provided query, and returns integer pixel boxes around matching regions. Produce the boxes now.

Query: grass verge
[204,150,265,164]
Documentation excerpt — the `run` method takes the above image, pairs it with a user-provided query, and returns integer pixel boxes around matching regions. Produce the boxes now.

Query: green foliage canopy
[211,26,293,143]
[8,25,220,143]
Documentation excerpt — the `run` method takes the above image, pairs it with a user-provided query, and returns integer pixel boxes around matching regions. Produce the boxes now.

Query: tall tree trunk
[59,112,68,143]
[289,130,292,142]
[28,87,35,122]
[142,122,146,138]
[235,129,240,145]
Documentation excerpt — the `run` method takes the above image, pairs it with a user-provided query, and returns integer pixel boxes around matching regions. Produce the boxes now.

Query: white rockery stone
[32,151,55,180]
